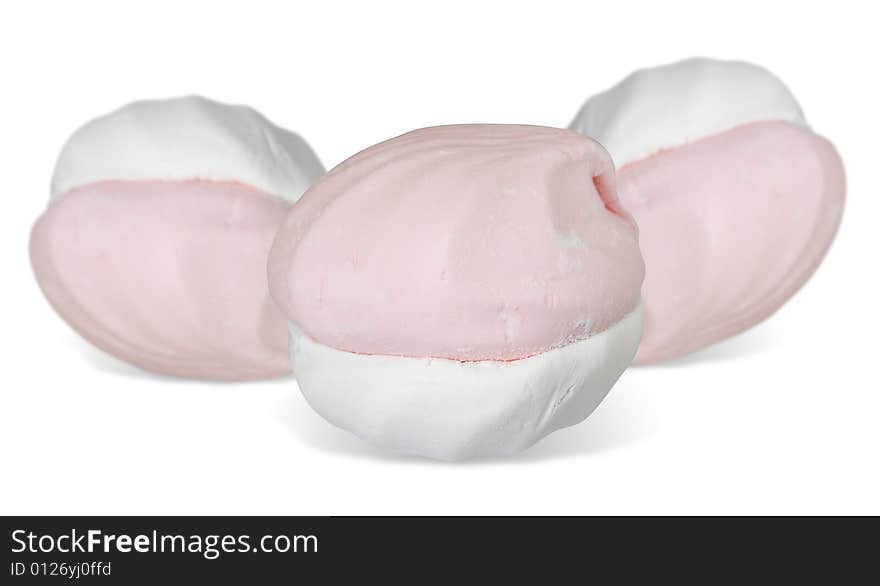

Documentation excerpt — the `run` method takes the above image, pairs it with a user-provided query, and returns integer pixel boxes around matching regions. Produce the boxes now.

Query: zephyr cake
[570,58,846,364]
[268,124,645,460]
[30,96,324,380]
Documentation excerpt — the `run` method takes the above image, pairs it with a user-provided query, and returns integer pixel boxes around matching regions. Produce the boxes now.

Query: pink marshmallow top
[268,124,644,361]
[617,121,845,363]
[31,180,292,380]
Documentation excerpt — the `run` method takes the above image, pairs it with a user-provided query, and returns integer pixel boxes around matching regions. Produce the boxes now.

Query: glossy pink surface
[618,121,845,363]
[269,124,644,361]
[30,180,292,379]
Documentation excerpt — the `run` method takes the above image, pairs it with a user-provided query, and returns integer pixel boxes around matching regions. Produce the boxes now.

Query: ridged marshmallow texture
[268,124,645,459]
[570,58,845,363]
[30,96,325,380]
[51,96,323,202]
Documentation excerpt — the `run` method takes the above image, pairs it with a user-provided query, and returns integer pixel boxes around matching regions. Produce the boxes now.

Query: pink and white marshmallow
[30,96,324,380]
[268,124,644,460]
[570,58,845,363]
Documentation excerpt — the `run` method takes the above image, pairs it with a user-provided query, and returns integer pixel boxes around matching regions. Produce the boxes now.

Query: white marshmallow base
[289,305,643,461]
[569,58,806,167]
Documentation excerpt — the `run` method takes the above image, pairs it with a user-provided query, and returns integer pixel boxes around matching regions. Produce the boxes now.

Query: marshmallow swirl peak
[269,124,644,361]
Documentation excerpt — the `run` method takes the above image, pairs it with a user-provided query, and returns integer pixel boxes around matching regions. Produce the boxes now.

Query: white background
[1,0,877,515]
